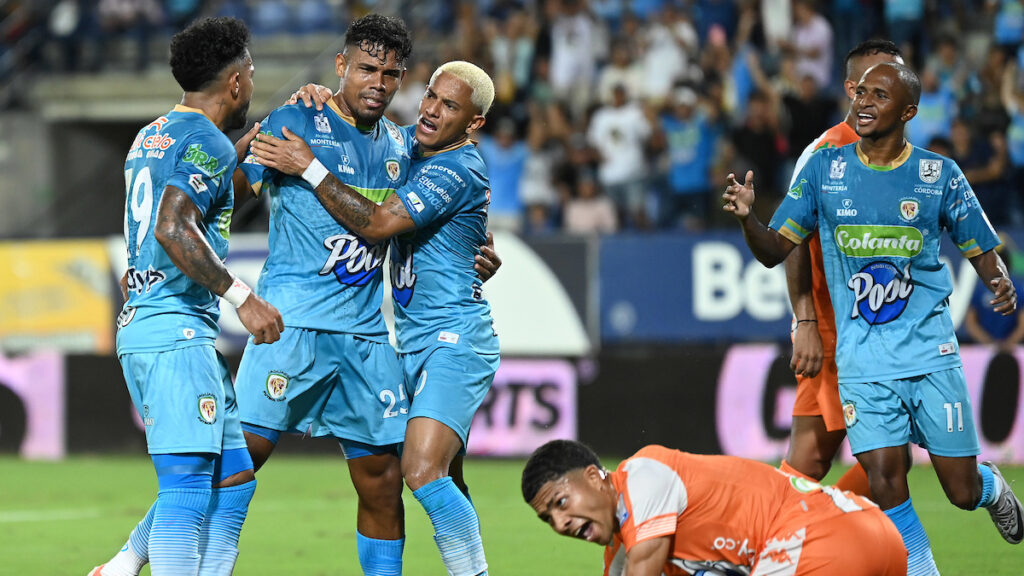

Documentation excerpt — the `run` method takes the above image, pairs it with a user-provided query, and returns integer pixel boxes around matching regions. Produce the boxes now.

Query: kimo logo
[848,261,914,324]
[834,225,923,258]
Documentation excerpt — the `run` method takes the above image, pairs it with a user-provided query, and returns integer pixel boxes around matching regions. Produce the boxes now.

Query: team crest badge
[314,113,330,133]
[829,159,846,180]
[198,395,217,424]
[843,402,857,428]
[787,179,805,200]
[919,159,942,184]
[266,372,289,401]
[385,159,401,181]
[900,199,920,222]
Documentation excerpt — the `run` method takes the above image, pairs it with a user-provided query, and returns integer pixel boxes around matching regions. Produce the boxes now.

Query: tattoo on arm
[315,174,375,232]
[155,187,233,295]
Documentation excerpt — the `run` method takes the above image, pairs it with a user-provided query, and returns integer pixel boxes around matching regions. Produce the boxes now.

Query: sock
[413,477,488,576]
[197,480,256,576]
[101,502,155,576]
[357,532,404,576]
[149,487,211,576]
[779,460,817,482]
[834,462,871,498]
[976,463,999,509]
[884,498,940,576]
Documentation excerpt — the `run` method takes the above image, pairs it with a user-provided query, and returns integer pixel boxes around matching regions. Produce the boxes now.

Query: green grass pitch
[2,456,1022,575]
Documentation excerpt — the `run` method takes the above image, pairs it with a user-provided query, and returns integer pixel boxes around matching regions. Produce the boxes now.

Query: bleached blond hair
[430,61,495,116]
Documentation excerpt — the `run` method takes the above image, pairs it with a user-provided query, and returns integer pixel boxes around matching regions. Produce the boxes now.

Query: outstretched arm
[623,537,672,576]
[969,249,1017,315]
[154,187,284,343]
[721,170,798,267]
[249,127,416,244]
[786,241,823,377]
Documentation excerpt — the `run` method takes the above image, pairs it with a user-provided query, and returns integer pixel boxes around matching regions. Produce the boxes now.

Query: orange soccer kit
[603,446,906,576]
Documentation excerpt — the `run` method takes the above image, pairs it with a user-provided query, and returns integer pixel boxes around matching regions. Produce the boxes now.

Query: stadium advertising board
[0,351,64,459]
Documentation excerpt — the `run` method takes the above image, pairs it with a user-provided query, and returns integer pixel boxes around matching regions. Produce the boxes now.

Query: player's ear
[843,79,857,101]
[336,52,347,78]
[583,464,604,486]
[466,115,486,136]
[901,104,918,123]
[228,69,240,99]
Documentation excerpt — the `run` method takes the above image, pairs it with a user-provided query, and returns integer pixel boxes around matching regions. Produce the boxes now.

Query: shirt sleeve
[769,152,821,245]
[167,131,236,217]
[238,106,306,196]
[943,162,1001,258]
[618,458,687,552]
[393,156,472,229]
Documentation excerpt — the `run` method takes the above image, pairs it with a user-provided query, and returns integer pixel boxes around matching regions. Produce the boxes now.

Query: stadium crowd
[4,0,1024,234]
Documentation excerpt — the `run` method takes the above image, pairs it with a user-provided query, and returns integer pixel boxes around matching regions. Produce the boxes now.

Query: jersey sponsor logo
[116,305,137,328]
[125,265,167,295]
[939,342,956,355]
[386,159,401,181]
[337,155,355,175]
[406,191,426,213]
[848,261,914,324]
[787,179,805,199]
[712,535,754,557]
[963,188,979,208]
[216,208,232,240]
[843,401,857,427]
[308,137,338,147]
[319,233,387,286]
[384,122,405,147]
[197,394,217,424]
[829,158,846,179]
[836,198,857,217]
[899,199,920,222]
[182,143,223,177]
[390,243,416,307]
[142,404,153,427]
[183,328,195,339]
[919,159,942,183]
[788,475,822,493]
[950,174,965,190]
[616,494,629,526]
[834,225,923,258]
[913,186,942,196]
[265,372,289,401]
[423,164,465,186]
[188,173,208,194]
[820,183,847,192]
[314,113,330,133]
[438,331,460,344]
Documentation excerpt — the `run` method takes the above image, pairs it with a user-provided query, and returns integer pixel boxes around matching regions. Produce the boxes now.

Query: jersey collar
[855,140,913,171]
[172,104,215,123]
[326,98,377,133]
[417,137,475,158]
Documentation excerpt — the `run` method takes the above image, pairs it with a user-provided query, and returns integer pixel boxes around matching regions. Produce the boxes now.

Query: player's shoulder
[171,117,233,174]
[377,116,410,150]
[265,103,312,131]
[813,122,858,151]
[910,145,962,183]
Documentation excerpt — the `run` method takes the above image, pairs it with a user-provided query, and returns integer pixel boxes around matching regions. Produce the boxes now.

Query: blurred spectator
[597,41,643,104]
[950,118,1011,226]
[547,0,605,117]
[884,0,925,67]
[389,61,432,126]
[485,5,536,106]
[564,168,618,235]
[96,0,161,70]
[164,0,202,30]
[520,101,568,235]
[654,86,721,231]
[587,84,653,228]
[637,3,698,105]
[963,242,1024,349]
[925,34,969,99]
[927,135,954,158]
[990,0,1024,52]
[294,0,335,34]
[695,0,738,44]
[782,74,834,158]
[731,90,786,210]
[252,0,291,36]
[965,46,1011,134]
[778,0,833,90]
[477,116,529,232]
[907,69,956,147]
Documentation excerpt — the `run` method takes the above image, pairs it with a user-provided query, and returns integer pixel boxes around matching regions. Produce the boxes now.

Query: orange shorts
[791,355,844,431]
[753,507,906,576]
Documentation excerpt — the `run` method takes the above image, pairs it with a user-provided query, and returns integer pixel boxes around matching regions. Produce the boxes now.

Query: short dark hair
[885,61,922,105]
[344,14,413,65]
[169,17,250,93]
[844,39,902,79]
[521,440,601,503]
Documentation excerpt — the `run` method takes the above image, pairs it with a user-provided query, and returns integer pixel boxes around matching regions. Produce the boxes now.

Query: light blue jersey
[390,136,499,354]
[116,105,236,355]
[770,143,1000,384]
[240,100,410,338]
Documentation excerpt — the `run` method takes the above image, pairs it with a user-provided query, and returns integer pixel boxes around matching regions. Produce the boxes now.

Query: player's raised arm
[154,185,284,343]
[249,126,416,243]
[231,122,262,207]
[969,249,1018,316]
[623,537,672,576]
[722,170,798,267]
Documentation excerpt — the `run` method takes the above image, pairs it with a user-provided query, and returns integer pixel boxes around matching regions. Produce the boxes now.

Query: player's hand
[237,293,284,345]
[119,270,130,301]
[475,232,502,282]
[989,276,1017,315]
[286,83,333,110]
[234,122,260,163]
[791,321,823,377]
[722,171,755,220]
[250,126,316,177]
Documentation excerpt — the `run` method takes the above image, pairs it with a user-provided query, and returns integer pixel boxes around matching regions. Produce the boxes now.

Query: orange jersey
[606,445,883,576]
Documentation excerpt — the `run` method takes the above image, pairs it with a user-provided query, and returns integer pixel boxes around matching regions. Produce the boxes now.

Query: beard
[225,100,250,131]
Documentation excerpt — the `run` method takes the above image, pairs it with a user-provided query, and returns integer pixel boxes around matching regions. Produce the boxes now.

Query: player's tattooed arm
[722,170,797,267]
[623,536,672,576]
[232,122,262,208]
[786,241,823,377]
[969,249,1017,316]
[250,127,417,243]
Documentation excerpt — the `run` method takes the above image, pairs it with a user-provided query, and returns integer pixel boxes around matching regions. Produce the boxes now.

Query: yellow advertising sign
[0,239,113,353]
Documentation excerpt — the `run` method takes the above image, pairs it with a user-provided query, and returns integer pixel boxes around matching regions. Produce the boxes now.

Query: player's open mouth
[363,96,384,109]
[419,117,438,134]
[856,112,875,126]
[575,521,593,541]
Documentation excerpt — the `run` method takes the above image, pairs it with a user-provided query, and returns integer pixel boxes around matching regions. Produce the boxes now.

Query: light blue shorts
[119,345,247,455]
[839,366,981,457]
[235,328,407,447]
[401,343,500,447]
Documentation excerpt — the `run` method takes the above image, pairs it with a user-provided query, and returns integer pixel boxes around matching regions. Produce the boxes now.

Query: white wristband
[302,157,329,189]
[222,276,252,308]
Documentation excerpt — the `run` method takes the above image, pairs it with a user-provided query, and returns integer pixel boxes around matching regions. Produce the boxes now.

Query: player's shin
[357,533,405,576]
[413,476,488,576]
[98,502,155,576]
[884,498,940,576]
[149,453,215,576]
[197,447,257,576]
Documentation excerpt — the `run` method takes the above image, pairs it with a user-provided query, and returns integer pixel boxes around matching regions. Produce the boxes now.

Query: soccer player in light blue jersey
[724,62,1024,574]
[91,17,284,576]
[251,60,499,576]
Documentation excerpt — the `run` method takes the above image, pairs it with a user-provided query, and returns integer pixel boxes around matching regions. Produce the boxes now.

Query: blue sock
[356,532,404,576]
[885,498,939,576]
[150,487,211,576]
[197,479,256,576]
[413,477,488,576]
[102,502,155,576]
[976,463,998,509]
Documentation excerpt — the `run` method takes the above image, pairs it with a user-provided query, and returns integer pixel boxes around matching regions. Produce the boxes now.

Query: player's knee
[402,458,445,491]
[943,482,980,510]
